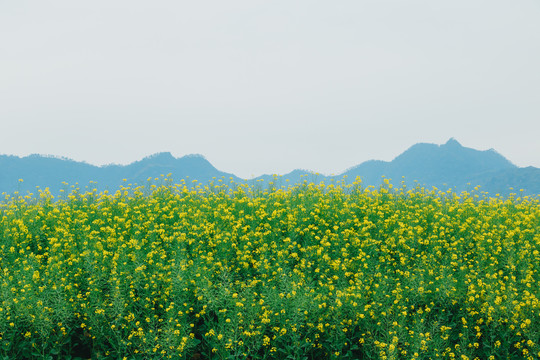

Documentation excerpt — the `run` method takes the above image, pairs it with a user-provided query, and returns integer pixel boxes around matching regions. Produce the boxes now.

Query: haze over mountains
[1,139,539,196]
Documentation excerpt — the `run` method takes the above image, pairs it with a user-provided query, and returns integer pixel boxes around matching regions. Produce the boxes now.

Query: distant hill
[259,138,539,195]
[0,152,241,196]
[1,139,539,196]
[339,138,537,194]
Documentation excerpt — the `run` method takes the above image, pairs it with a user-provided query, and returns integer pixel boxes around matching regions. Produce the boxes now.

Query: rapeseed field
[1,176,539,359]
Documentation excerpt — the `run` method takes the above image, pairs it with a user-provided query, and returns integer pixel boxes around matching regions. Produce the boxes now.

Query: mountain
[258,138,539,195]
[0,152,241,196]
[341,138,526,193]
[0,139,538,197]
[117,152,241,186]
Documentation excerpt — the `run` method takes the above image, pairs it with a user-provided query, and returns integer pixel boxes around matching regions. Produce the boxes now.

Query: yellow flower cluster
[0,176,539,359]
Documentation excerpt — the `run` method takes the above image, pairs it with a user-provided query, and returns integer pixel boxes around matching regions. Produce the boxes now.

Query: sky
[1,0,539,179]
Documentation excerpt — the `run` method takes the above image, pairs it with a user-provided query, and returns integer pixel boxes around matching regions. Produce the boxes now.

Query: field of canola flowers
[0,176,539,359]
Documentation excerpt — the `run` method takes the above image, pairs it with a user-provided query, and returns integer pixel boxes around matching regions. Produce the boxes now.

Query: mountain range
[1,139,539,197]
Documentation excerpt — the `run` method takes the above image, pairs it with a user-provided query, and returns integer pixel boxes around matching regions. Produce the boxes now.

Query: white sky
[1,0,539,179]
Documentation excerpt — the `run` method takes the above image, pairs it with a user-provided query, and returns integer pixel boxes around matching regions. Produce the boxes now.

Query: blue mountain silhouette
[1,139,538,196]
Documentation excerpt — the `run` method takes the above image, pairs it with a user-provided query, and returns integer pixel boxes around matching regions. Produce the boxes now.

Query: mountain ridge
[1,139,538,196]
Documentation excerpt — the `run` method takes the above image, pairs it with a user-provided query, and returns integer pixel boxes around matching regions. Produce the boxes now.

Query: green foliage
[0,178,539,359]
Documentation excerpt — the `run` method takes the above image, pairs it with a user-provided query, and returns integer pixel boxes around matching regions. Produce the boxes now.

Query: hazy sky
[1,1,539,179]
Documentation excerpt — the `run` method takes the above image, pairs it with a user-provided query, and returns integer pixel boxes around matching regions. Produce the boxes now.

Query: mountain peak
[443,138,462,147]
[145,152,175,161]
[181,153,207,160]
